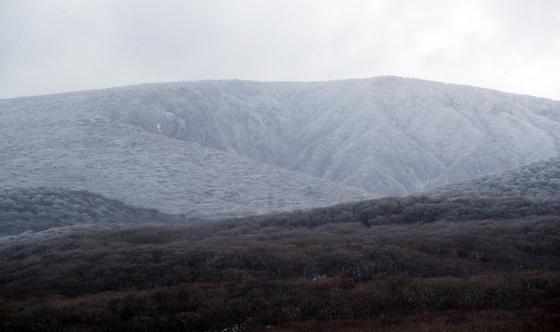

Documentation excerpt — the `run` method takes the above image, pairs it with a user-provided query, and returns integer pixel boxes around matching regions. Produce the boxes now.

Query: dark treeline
[429,157,560,199]
[0,187,189,237]
[1,196,559,331]
[242,195,560,228]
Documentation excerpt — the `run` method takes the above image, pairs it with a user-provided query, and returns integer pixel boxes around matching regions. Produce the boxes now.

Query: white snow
[1,76,559,217]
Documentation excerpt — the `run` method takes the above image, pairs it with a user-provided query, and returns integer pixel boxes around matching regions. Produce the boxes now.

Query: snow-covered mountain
[0,97,368,218]
[94,77,560,194]
[1,76,559,216]
[428,157,560,199]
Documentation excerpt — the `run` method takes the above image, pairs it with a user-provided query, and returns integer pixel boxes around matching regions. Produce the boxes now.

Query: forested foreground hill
[1,196,559,331]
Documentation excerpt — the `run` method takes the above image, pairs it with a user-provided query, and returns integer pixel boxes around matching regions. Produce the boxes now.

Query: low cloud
[1,0,559,99]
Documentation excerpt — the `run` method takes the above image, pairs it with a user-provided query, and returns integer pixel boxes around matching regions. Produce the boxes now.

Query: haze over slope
[1,76,559,216]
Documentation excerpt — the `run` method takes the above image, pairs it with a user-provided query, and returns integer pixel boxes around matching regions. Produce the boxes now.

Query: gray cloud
[1,0,559,99]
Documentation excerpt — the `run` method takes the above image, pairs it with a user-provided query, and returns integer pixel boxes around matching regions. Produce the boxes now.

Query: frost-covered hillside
[1,76,559,216]
[0,94,368,217]
[92,77,560,194]
[428,157,560,199]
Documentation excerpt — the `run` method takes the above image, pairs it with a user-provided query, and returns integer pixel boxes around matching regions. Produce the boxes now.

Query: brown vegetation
[1,197,559,331]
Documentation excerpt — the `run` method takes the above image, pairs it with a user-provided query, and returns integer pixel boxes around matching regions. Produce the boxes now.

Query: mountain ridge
[91,77,560,192]
[4,76,559,102]
[2,76,559,216]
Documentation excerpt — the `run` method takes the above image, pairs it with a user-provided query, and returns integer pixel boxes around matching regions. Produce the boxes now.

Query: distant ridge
[1,76,559,216]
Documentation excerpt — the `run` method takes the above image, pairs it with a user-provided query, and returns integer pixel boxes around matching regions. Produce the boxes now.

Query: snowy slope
[0,94,369,217]
[1,76,560,216]
[428,157,560,199]
[92,77,560,195]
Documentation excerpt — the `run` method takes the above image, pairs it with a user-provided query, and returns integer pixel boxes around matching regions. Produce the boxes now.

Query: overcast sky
[1,0,559,99]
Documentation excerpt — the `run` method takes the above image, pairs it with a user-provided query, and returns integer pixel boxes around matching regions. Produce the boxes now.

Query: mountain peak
[1,78,559,217]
